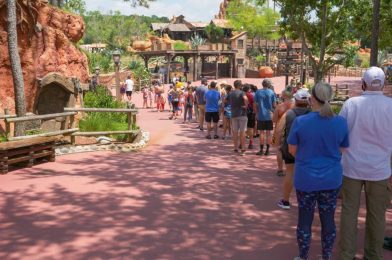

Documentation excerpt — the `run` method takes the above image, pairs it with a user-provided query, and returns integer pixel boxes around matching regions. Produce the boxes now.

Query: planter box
[197,45,210,51]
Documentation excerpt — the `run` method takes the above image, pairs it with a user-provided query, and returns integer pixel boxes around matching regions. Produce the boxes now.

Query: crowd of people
[141,67,391,260]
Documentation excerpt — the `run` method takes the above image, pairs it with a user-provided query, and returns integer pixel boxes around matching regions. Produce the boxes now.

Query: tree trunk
[370,0,381,66]
[316,0,328,83]
[7,0,26,136]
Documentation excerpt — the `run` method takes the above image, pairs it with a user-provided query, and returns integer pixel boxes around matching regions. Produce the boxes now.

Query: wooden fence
[1,107,138,144]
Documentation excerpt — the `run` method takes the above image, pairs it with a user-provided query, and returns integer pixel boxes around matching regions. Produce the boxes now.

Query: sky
[85,0,223,22]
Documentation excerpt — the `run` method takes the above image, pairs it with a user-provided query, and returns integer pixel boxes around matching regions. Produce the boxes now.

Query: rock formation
[0,0,89,113]
[217,0,232,19]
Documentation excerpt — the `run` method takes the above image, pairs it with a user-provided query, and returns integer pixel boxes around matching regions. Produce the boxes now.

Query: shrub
[173,41,190,51]
[80,86,134,141]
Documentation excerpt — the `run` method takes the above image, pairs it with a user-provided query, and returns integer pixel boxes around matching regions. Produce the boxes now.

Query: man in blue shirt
[204,81,220,139]
[254,79,276,155]
[195,78,208,131]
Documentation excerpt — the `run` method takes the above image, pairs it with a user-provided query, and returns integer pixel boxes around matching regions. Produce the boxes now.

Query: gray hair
[262,79,272,88]
[312,82,334,118]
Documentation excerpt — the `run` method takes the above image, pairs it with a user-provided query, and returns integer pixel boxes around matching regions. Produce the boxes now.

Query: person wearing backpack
[277,88,311,210]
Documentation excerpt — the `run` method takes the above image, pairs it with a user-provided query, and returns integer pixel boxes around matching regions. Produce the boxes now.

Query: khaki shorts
[231,116,248,133]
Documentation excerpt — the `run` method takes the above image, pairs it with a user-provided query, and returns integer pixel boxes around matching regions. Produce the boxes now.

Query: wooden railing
[2,111,79,141]
[1,107,139,144]
[64,107,138,144]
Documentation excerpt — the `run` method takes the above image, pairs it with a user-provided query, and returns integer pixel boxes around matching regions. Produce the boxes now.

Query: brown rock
[0,0,89,113]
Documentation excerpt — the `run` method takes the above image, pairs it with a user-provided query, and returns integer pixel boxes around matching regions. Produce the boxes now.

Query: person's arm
[288,144,297,157]
[287,118,300,157]
[272,105,280,123]
[243,94,249,108]
[340,118,350,153]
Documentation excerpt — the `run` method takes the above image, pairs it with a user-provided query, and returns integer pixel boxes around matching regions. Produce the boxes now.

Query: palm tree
[370,0,381,66]
[7,0,26,136]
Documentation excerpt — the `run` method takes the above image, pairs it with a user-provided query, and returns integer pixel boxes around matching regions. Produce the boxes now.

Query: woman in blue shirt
[288,82,349,260]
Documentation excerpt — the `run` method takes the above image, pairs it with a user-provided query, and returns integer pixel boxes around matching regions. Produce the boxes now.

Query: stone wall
[0,0,89,113]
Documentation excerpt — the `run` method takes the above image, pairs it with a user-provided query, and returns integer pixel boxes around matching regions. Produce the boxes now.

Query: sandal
[276,170,285,177]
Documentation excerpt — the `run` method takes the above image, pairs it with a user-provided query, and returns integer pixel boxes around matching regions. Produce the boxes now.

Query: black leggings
[172,101,179,113]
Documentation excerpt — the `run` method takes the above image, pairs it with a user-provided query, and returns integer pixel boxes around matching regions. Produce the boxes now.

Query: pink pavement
[0,76,391,260]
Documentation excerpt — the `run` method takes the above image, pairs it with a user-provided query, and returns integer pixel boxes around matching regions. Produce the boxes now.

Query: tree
[276,0,358,82]
[7,0,27,136]
[227,0,280,40]
[204,24,224,43]
[63,0,86,15]
[370,0,381,66]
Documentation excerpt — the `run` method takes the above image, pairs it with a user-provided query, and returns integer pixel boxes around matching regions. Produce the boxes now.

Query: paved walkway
[0,77,391,260]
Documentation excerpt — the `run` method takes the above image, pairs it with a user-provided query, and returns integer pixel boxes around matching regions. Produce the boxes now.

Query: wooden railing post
[4,109,11,141]
[70,113,76,145]
[127,112,133,143]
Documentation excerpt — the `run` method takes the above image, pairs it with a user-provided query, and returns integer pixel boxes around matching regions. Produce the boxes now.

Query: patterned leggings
[296,188,340,260]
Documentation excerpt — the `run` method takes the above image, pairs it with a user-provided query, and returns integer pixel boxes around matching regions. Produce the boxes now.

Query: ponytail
[312,82,334,118]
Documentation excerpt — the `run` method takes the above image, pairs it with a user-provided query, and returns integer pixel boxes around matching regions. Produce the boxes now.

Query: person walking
[195,78,208,131]
[125,75,134,102]
[254,79,277,156]
[272,90,294,177]
[276,89,311,210]
[222,85,232,140]
[183,86,194,123]
[243,84,256,149]
[288,82,349,260]
[204,81,220,139]
[338,67,392,260]
[228,80,248,155]
[168,87,180,120]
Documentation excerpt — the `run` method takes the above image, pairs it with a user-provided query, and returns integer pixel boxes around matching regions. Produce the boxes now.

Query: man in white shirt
[339,67,392,260]
[125,75,134,101]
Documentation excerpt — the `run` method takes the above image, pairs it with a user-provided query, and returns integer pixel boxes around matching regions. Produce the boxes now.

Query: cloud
[85,0,222,21]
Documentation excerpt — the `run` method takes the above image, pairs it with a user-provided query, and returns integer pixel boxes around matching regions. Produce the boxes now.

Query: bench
[334,84,350,101]
[0,136,60,174]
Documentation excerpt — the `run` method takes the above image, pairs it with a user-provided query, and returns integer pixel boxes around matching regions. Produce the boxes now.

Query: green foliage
[128,61,152,87]
[358,53,370,68]
[122,0,156,7]
[331,105,342,115]
[350,0,392,51]
[0,134,7,143]
[81,86,131,141]
[190,34,206,48]
[342,45,359,68]
[63,0,86,15]
[204,24,224,43]
[173,41,190,51]
[83,11,169,49]
[25,129,46,136]
[227,0,280,40]
[255,54,266,66]
[85,50,113,73]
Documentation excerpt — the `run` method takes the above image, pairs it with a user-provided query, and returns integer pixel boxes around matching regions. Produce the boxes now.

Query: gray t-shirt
[195,85,208,105]
[285,107,311,137]
[228,89,247,118]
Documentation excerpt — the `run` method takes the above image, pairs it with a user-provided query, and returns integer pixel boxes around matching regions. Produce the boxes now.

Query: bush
[173,41,190,51]
[85,50,113,73]
[204,24,224,43]
[80,86,134,141]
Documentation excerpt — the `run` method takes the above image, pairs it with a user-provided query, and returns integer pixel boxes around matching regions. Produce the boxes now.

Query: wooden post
[127,112,132,143]
[1,152,8,174]
[70,113,76,145]
[166,54,171,84]
[215,55,219,80]
[4,109,11,140]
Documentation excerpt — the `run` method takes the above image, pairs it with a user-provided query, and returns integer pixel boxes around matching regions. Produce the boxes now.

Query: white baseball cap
[363,67,385,89]
[294,88,311,101]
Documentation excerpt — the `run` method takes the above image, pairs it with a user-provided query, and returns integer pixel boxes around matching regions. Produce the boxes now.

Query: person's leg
[282,163,294,201]
[363,179,392,260]
[199,105,205,130]
[206,113,212,137]
[277,150,284,173]
[183,106,188,122]
[240,117,248,151]
[338,176,363,260]
[318,188,340,260]
[296,190,317,260]
[232,118,239,150]
[265,130,272,155]
[257,125,265,155]
[189,106,193,122]
[194,104,198,121]
[213,113,219,137]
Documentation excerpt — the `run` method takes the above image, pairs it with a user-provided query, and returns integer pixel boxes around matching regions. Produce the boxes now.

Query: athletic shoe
[277,199,291,210]
[256,150,263,156]
[293,257,305,260]
[206,135,211,139]
[214,135,219,139]
[276,170,285,177]
[240,150,246,156]
[264,150,270,156]
[248,144,254,149]
[233,149,239,153]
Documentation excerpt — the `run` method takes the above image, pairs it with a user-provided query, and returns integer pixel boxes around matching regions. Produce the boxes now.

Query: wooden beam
[8,128,79,141]
[64,108,138,113]
[71,130,139,136]
[6,112,77,123]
